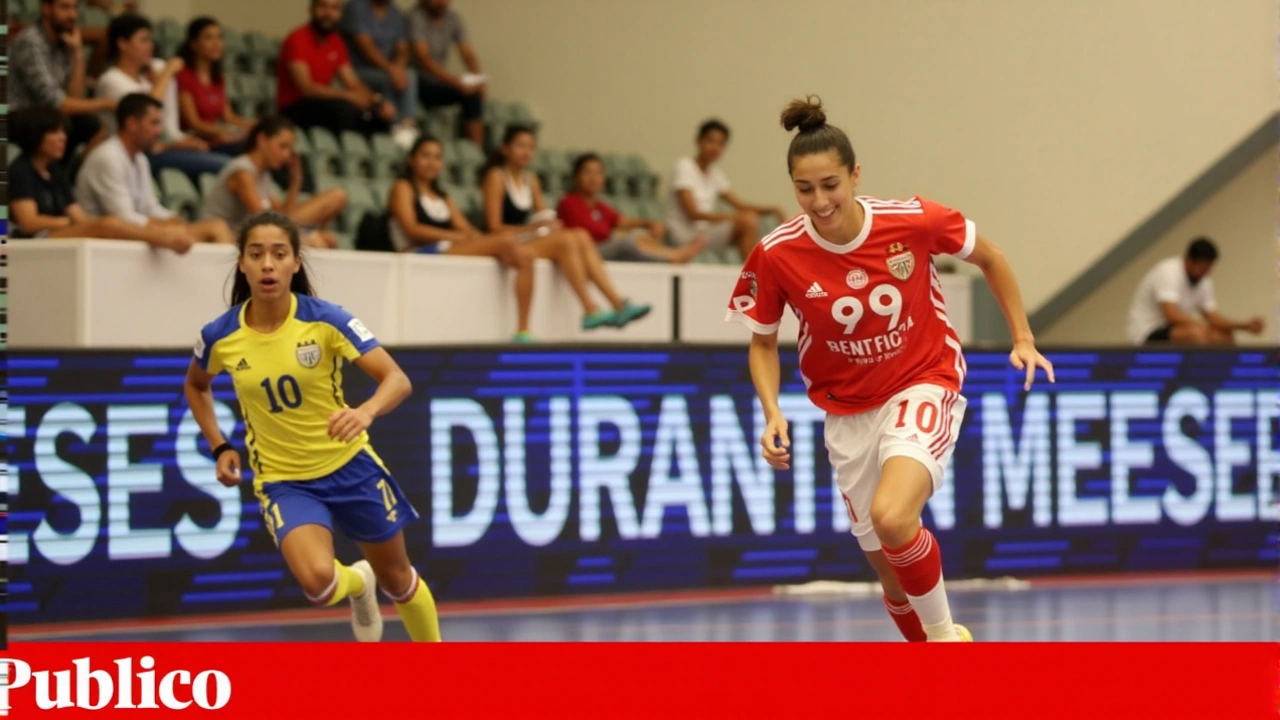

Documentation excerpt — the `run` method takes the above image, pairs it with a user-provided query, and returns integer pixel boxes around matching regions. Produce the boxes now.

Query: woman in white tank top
[388,135,537,343]
[479,126,652,331]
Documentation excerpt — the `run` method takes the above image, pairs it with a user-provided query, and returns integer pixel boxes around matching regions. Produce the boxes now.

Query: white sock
[908,582,957,641]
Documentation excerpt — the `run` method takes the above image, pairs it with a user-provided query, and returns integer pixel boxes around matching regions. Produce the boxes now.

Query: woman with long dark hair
[480,125,651,331]
[184,211,440,643]
[176,17,255,155]
[388,134,535,342]
[200,116,345,248]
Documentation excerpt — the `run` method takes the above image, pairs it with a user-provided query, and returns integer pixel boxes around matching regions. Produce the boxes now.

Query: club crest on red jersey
[296,340,322,368]
[886,242,914,281]
[846,268,869,290]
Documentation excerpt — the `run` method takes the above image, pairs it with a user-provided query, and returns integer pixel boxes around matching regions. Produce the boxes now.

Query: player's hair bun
[780,96,827,133]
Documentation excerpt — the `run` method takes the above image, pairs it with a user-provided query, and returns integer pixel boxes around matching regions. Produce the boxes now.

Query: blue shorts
[255,449,418,546]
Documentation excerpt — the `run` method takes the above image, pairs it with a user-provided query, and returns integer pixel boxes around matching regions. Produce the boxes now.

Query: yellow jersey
[194,293,381,482]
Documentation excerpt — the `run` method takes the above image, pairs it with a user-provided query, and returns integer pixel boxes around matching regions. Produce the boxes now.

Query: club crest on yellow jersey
[296,339,322,368]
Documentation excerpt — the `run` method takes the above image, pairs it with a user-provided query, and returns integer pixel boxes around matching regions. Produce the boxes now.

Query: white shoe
[348,560,383,642]
[391,123,419,152]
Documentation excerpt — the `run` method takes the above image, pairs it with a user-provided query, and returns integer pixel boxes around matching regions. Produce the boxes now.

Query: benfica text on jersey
[725,196,975,415]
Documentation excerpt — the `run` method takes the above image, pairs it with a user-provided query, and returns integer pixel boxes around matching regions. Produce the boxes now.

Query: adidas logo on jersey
[235,358,251,372]
[805,282,828,298]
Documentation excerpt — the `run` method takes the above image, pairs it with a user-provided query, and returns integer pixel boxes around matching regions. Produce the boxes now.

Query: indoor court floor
[12,571,1273,643]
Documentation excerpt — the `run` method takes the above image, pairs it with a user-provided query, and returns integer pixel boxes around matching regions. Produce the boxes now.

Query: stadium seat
[636,198,665,221]
[339,131,374,177]
[450,139,486,184]
[242,32,271,75]
[544,192,561,211]
[221,27,249,74]
[369,133,402,179]
[307,127,343,177]
[198,173,218,200]
[158,169,202,222]
[265,38,283,75]
[339,183,380,235]
[612,197,640,218]
[225,74,249,116]
[624,154,660,198]
[78,6,112,28]
[370,178,394,207]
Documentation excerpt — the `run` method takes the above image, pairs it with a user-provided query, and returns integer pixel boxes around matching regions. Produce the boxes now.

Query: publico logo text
[0,656,231,713]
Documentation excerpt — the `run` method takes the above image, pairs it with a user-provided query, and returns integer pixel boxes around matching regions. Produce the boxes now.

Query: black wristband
[212,443,234,460]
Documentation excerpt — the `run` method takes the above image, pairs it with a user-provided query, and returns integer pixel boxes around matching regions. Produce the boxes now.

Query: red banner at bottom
[0,642,1273,718]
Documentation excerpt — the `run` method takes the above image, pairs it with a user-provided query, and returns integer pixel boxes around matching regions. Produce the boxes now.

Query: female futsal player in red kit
[727,97,1055,641]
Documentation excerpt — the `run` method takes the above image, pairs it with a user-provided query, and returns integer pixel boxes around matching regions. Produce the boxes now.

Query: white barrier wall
[8,239,974,348]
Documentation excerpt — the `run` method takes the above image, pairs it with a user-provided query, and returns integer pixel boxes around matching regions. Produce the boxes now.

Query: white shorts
[672,220,734,251]
[825,383,966,552]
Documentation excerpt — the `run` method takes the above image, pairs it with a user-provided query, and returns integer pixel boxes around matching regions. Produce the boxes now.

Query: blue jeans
[355,66,419,122]
[149,149,230,183]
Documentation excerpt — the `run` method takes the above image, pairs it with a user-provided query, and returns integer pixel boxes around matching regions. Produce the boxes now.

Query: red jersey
[175,68,226,128]
[725,196,975,415]
[276,25,350,111]
[557,194,620,242]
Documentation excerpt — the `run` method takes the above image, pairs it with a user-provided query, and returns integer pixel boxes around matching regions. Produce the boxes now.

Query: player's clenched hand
[760,415,791,470]
[215,449,242,487]
[329,408,374,443]
[1009,341,1055,391]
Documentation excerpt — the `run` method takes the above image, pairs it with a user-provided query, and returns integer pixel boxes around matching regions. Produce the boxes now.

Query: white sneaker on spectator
[392,122,420,152]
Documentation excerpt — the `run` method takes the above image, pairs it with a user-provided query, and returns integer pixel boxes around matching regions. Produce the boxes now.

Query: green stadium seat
[155,19,182,43]
[612,197,640,219]
[242,32,271,74]
[624,154,660,198]
[158,169,202,222]
[339,183,380,235]
[198,172,218,200]
[369,133,403,179]
[450,139,485,184]
[307,127,343,177]
[78,6,112,28]
[339,130,374,177]
[370,178,394,207]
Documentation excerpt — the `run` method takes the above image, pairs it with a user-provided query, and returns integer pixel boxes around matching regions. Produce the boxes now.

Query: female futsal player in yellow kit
[184,211,440,643]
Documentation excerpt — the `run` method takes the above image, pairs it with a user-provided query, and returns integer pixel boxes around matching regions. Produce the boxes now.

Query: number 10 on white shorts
[825,383,967,552]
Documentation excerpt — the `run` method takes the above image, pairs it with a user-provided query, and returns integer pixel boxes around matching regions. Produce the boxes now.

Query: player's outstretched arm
[749,331,791,470]
[961,234,1056,391]
[328,348,414,443]
[185,359,240,486]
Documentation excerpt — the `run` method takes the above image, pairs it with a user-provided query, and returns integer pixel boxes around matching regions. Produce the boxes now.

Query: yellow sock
[390,569,441,642]
[318,560,366,607]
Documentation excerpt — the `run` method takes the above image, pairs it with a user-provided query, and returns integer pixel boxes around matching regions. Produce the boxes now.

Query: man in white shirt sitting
[95,13,228,182]
[1127,238,1264,345]
[75,93,233,246]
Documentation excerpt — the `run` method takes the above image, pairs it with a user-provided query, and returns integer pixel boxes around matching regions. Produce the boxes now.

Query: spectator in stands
[1127,237,1265,346]
[277,0,396,139]
[81,0,136,78]
[10,0,117,166]
[200,116,344,249]
[176,17,257,155]
[667,119,786,259]
[559,153,705,264]
[75,93,234,246]
[341,0,419,141]
[8,106,194,252]
[96,13,229,182]
[388,135,534,341]
[481,126,652,330]
[409,0,485,146]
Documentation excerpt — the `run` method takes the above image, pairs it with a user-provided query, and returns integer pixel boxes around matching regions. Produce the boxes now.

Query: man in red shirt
[277,0,395,138]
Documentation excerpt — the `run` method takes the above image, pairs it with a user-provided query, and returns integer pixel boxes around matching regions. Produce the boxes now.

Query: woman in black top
[388,134,536,342]
[480,126,651,331]
[8,107,194,253]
